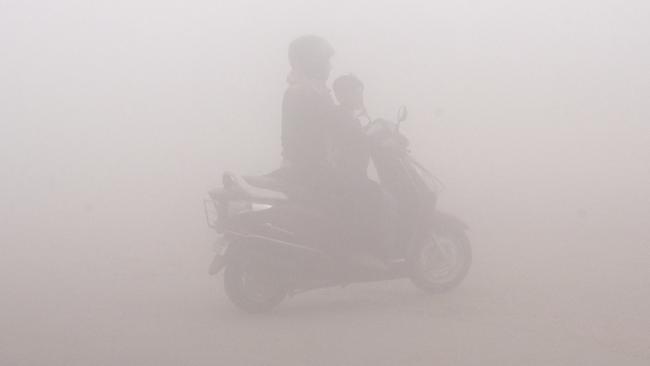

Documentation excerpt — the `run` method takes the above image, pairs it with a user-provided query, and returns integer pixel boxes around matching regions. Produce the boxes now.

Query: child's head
[333,74,364,111]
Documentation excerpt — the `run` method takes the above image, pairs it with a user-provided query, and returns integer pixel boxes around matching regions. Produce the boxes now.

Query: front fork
[208,235,229,275]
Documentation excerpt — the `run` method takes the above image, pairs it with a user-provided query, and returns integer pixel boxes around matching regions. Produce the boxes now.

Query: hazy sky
[1,0,649,271]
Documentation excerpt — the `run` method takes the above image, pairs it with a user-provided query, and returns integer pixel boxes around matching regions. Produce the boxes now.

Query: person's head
[288,35,334,81]
[333,74,364,111]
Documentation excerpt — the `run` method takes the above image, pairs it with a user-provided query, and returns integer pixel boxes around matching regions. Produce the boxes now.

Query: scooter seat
[243,173,316,203]
[243,175,286,192]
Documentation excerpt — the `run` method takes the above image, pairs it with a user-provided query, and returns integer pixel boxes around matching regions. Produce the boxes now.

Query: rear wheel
[223,254,287,313]
[409,228,471,293]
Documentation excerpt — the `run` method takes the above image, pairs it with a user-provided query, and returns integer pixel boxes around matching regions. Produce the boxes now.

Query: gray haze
[1,0,649,365]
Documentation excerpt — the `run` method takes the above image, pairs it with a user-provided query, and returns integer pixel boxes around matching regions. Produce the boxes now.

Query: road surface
[2,232,649,365]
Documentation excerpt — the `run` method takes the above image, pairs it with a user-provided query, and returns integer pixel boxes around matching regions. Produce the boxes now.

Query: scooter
[204,107,471,313]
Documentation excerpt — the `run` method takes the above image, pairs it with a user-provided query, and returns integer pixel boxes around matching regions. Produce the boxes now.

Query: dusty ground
[2,230,649,366]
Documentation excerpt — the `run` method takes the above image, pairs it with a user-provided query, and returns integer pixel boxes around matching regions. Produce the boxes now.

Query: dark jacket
[281,79,335,171]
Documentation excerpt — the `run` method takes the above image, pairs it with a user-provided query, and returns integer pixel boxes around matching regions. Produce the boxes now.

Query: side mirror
[397,106,408,123]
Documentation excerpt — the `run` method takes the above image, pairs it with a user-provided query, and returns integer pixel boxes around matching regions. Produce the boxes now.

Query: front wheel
[223,254,287,313]
[409,228,472,293]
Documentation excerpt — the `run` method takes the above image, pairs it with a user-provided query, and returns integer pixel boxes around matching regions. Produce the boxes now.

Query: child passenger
[330,74,389,268]
[330,74,371,182]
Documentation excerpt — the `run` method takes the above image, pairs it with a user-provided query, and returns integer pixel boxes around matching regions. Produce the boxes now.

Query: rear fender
[431,211,469,234]
[208,235,230,275]
[208,234,264,276]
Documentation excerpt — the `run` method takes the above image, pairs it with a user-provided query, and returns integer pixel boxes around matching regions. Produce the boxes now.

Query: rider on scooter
[278,35,337,194]
[276,36,387,268]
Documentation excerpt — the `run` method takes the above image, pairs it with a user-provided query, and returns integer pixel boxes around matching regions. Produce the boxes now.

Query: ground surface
[2,232,649,366]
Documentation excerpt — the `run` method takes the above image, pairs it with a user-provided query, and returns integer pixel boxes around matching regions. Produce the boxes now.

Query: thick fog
[2,1,649,365]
